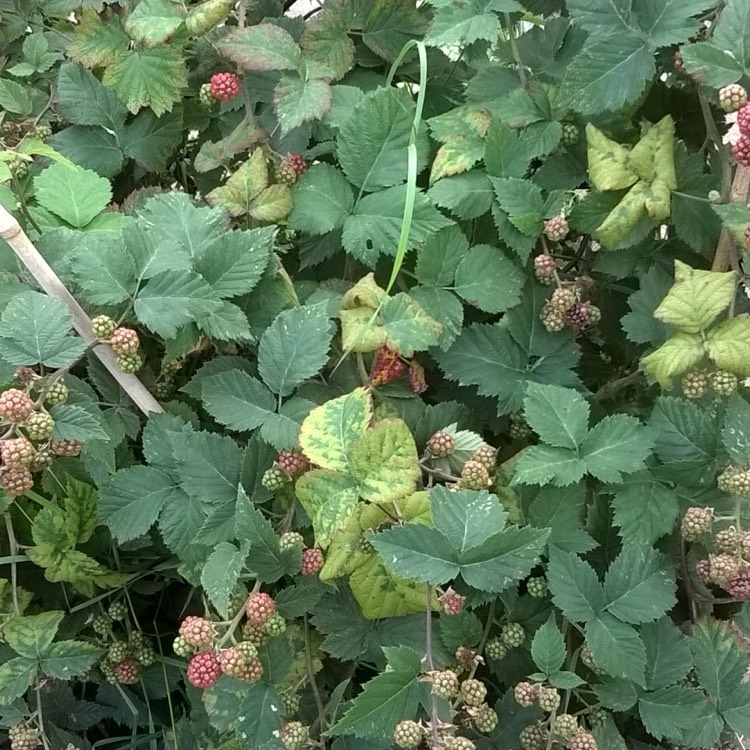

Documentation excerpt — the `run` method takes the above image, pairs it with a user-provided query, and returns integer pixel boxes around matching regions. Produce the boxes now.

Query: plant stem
[425,585,440,749]
[504,14,526,85]
[419,461,459,483]
[304,614,327,747]
[4,512,20,615]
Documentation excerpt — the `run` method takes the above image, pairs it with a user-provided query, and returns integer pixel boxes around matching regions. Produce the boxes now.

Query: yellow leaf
[641,331,705,387]
[595,181,648,250]
[705,314,750,375]
[586,124,638,191]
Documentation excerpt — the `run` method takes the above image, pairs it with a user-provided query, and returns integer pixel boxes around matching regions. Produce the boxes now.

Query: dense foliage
[1,0,750,748]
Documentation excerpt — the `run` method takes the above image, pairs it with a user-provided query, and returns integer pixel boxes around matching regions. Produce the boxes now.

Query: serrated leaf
[453,245,524,313]
[524,383,589,450]
[299,389,371,472]
[547,549,604,623]
[491,177,545,235]
[427,171,494,220]
[0,656,36,705]
[582,415,654,483]
[200,370,276,431]
[585,614,646,685]
[0,292,86,369]
[48,126,124,178]
[56,63,127,130]
[603,546,676,625]
[174,431,242,505]
[350,419,420,503]
[102,45,186,116]
[217,23,302,71]
[642,618,693,692]
[528,484,596,553]
[611,479,680,545]
[4,612,63,658]
[705,314,750,376]
[681,42,744,87]
[121,108,183,172]
[0,79,32,115]
[415,225,468,288]
[124,0,185,46]
[722,394,750,464]
[622,263,673,345]
[201,542,245,618]
[258,305,334,396]
[68,9,130,69]
[39,641,100,680]
[513,445,587,487]
[99,466,176,542]
[654,261,735,333]
[380,294,442,356]
[288,164,354,235]
[35,162,111,227]
[713,0,750,70]
[300,0,355,80]
[638,685,710,741]
[50,405,109,442]
[134,270,220,337]
[641,331,705,388]
[531,616,566,676]
[274,74,332,135]
[296,469,361,548]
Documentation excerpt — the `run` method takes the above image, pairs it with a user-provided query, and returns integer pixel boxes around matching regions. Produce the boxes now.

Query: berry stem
[418,461,460,483]
[468,600,495,681]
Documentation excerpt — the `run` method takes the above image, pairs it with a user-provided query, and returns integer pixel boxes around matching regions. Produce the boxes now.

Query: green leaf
[124,0,185,46]
[351,419,420,503]
[361,0,428,61]
[56,63,127,130]
[134,270,220,338]
[99,466,176,542]
[524,383,589,450]
[68,8,130,69]
[331,646,428,739]
[705,314,750,376]
[38,641,100,680]
[713,0,750,70]
[288,164,355,235]
[561,37,655,115]
[0,656,36,705]
[296,470,361,548]
[427,170,495,220]
[0,292,86,369]
[622,264,673,345]
[200,370,276,432]
[681,42,744,87]
[585,614,646,685]
[425,0,515,46]
[452,245,524,313]
[0,78,32,115]
[513,445,587,487]
[258,305,334,397]
[274,74,332,135]
[638,685,710,741]
[649,396,720,466]
[581,415,654,483]
[217,23,302,71]
[611,479,680,545]
[337,87,429,193]
[722,394,750,464]
[547,550,604,623]
[50,405,109,442]
[528,484,596,554]
[201,542,245,619]
[300,0,355,80]
[174,431,242,505]
[380,294,442,356]
[415,225,468,288]
[69,232,134,304]
[48,126,124,178]
[195,227,274,299]
[4,612,63,658]
[299,389,371,472]
[35,162,111,227]
[531,616,566,676]
[654,261,735,333]
[603,546,676,625]
[234,682,284,749]
[642,618,693,692]
[205,149,270,218]
[158,490,208,565]
[637,0,713,47]
[430,486,507,553]
[491,177,545,235]
[102,45,186,116]
[121,109,183,172]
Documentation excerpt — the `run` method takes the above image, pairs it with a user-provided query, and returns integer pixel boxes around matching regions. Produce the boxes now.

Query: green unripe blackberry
[554,713,578,739]
[153,380,173,400]
[715,526,740,554]
[241,620,269,647]
[501,622,525,648]
[718,464,750,496]
[540,303,566,332]
[681,506,713,540]
[108,641,130,663]
[431,669,459,699]
[393,720,421,749]
[587,707,607,727]
[538,686,560,712]
[473,704,498,733]
[279,721,308,750]
[710,370,738,396]
[460,460,490,490]
[279,531,304,551]
[236,640,259,660]
[44,380,68,405]
[91,315,117,339]
[514,681,539,707]
[527,576,548,598]
[263,612,287,637]
[682,370,708,399]
[33,124,52,141]
[173,635,194,657]
[92,614,112,635]
[22,411,54,442]
[447,738,475,750]
[9,720,40,750]
[116,353,143,373]
[108,601,127,620]
[460,678,487,707]
[471,443,496,472]
[485,637,507,660]
[580,645,603,674]
[29,447,54,472]
[280,690,300,715]
[519,724,546,750]
[509,412,532,440]
[562,123,579,145]
[262,466,289,492]
[199,82,215,107]
[101,659,118,683]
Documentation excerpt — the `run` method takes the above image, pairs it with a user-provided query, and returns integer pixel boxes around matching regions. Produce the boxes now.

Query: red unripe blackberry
[533,254,557,285]
[440,588,465,615]
[720,84,748,113]
[563,301,594,330]
[209,72,240,101]
[0,389,34,423]
[514,681,539,707]
[0,437,34,468]
[430,669,459,699]
[393,719,421,749]
[91,315,117,339]
[681,506,713,540]
[301,547,324,575]
[460,678,487,707]
[1,467,33,497]
[277,449,309,477]
[738,103,750,136]
[682,370,709,399]
[673,51,684,72]
[459,460,490,490]
[569,729,597,750]
[277,153,308,185]
[723,568,750,599]
[288,153,307,176]
[543,215,569,242]
[218,647,261,682]
[115,658,141,685]
[110,327,140,355]
[733,135,750,166]
[179,615,215,648]
[187,651,222,689]
[695,558,711,582]
[427,430,455,457]
[245,591,276,625]
[471,443,496,472]
[279,721,308,750]
[14,367,36,385]
[745,224,750,247]
[50,439,83,457]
